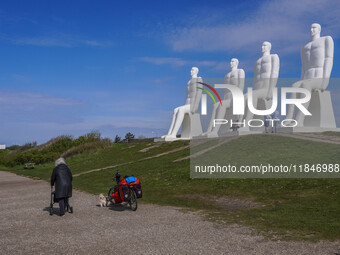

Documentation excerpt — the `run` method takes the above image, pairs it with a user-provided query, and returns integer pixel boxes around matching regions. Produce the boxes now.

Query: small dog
[98,194,109,207]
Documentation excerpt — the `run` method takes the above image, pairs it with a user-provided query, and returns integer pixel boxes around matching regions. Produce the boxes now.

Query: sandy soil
[0,171,339,255]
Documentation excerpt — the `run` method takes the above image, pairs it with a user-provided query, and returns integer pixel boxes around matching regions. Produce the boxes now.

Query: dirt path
[139,142,163,152]
[174,136,240,162]
[0,171,339,255]
[73,162,130,177]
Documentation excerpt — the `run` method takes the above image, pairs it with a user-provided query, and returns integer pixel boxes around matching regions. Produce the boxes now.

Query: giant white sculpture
[239,41,280,131]
[202,58,245,137]
[284,23,336,129]
[162,67,203,141]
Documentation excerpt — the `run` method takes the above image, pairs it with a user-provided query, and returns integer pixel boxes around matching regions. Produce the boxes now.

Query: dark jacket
[50,163,73,199]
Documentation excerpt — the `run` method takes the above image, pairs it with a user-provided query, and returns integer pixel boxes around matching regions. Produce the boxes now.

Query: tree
[114,135,121,143]
[84,130,101,141]
[124,132,135,143]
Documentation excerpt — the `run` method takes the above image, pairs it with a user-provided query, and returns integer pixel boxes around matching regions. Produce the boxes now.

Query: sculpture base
[156,113,203,142]
[154,136,191,142]
[154,137,165,142]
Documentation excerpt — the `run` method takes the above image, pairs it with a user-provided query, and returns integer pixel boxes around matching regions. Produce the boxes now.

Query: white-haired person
[50,157,73,216]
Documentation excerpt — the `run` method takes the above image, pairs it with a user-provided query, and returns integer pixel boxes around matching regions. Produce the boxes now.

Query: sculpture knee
[301,83,312,91]
[177,106,185,114]
[223,99,231,108]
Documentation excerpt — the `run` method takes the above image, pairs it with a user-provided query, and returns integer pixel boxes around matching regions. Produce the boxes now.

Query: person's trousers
[58,197,69,216]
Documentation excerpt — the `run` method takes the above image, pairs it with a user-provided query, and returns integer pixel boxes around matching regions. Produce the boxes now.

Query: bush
[84,131,101,141]
[7,145,20,150]
[0,131,112,167]
[61,138,112,158]
[19,141,37,151]
[46,136,74,154]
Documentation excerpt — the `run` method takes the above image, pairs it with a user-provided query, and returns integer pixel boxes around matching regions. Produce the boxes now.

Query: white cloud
[0,90,84,109]
[139,57,227,71]
[140,57,216,67]
[0,89,173,129]
[167,0,340,55]
[11,74,31,83]
[139,56,256,73]
[0,33,115,47]
[12,36,73,47]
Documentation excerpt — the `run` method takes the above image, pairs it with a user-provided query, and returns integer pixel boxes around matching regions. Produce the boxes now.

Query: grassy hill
[1,133,339,241]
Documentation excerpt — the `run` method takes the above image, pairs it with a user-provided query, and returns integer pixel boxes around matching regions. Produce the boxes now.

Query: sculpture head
[230,58,239,69]
[262,41,271,55]
[191,67,199,78]
[310,23,321,39]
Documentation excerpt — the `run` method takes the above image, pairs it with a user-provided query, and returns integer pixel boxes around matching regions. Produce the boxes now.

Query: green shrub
[0,131,113,167]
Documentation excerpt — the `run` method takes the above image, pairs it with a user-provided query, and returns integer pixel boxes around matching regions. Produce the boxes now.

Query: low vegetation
[0,131,110,167]
[1,133,339,241]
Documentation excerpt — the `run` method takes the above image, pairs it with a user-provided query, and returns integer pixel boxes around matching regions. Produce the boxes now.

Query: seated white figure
[285,23,334,127]
[240,41,280,130]
[203,58,245,137]
[162,67,203,140]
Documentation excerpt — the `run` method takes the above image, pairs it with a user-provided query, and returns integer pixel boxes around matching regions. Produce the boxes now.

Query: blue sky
[0,0,340,145]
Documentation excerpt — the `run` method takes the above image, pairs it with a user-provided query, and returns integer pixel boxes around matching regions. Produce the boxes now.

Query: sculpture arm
[190,77,202,114]
[300,46,305,80]
[321,36,334,90]
[238,69,245,92]
[266,54,280,99]
[253,61,260,87]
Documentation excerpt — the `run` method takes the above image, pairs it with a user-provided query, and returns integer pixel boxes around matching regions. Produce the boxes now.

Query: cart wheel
[49,206,53,216]
[107,187,115,203]
[107,187,114,198]
[129,189,137,211]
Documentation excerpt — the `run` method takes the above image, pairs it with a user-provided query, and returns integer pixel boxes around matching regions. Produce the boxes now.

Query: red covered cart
[107,171,142,211]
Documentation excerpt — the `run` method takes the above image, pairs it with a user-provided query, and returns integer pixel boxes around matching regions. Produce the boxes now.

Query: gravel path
[0,171,339,255]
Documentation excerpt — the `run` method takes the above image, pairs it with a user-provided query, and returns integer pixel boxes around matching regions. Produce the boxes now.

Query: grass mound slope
[1,133,339,241]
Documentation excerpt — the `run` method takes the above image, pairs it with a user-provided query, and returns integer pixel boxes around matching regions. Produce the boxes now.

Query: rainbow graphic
[197,82,223,106]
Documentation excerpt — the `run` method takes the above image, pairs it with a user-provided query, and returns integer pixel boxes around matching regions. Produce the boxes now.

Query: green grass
[1,135,339,241]
[322,131,340,137]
